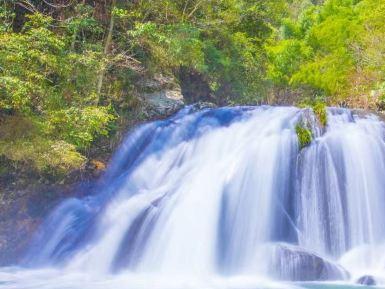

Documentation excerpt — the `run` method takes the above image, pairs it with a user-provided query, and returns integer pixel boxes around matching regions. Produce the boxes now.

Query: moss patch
[312,101,327,127]
[298,99,328,127]
[296,124,312,149]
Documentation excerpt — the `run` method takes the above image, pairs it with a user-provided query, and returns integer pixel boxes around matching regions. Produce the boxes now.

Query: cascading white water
[297,110,385,256]
[1,105,385,289]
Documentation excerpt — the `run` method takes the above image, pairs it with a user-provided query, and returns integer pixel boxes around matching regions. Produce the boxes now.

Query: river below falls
[0,268,383,289]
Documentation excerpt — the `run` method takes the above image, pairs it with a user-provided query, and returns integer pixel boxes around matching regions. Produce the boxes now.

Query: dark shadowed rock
[178,66,213,104]
[264,243,349,281]
[356,275,376,286]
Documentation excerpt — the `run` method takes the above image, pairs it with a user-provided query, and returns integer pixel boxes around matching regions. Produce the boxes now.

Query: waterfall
[3,106,385,289]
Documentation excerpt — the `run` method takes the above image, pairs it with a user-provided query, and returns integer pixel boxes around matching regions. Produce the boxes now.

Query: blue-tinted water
[1,106,385,289]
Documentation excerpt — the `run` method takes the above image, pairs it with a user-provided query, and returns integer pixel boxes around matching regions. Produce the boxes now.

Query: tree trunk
[96,0,116,100]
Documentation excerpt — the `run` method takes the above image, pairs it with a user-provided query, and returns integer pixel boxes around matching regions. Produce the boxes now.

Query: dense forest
[0,0,385,179]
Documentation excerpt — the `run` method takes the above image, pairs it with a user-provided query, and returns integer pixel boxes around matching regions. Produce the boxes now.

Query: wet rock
[143,89,184,117]
[356,275,376,286]
[139,75,185,118]
[300,107,325,138]
[190,101,217,112]
[264,243,349,282]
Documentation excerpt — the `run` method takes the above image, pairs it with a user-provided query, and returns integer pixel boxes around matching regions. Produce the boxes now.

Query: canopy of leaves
[266,0,385,107]
[1,0,385,178]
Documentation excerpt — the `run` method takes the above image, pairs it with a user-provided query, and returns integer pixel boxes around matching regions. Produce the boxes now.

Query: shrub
[312,100,327,127]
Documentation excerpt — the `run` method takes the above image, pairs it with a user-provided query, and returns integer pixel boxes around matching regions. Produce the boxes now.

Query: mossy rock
[312,101,327,127]
[298,99,327,127]
[296,124,312,149]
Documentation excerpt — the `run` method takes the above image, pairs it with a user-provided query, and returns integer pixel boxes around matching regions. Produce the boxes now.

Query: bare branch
[182,0,190,21]
[187,0,203,19]
[16,1,38,13]
[41,0,74,9]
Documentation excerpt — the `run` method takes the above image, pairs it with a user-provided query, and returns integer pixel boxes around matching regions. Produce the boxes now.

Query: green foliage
[127,0,286,102]
[298,98,328,126]
[66,4,104,51]
[0,13,114,176]
[130,22,206,72]
[312,101,327,127]
[0,138,86,175]
[266,39,313,85]
[0,115,85,175]
[0,1,15,32]
[266,0,385,107]
[46,106,116,149]
[1,0,385,178]
[296,124,312,149]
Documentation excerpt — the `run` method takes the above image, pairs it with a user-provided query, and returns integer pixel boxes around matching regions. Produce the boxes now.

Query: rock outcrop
[356,275,377,286]
[137,74,184,119]
[263,243,349,281]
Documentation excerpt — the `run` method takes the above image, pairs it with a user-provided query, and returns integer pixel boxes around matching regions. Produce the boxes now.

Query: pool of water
[300,283,384,289]
[0,268,383,289]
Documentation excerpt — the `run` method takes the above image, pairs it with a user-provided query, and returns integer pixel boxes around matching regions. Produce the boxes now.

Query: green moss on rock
[298,99,328,127]
[312,101,327,127]
[296,124,312,149]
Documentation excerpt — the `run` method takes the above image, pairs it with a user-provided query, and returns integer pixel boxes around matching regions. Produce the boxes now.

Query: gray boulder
[264,243,349,281]
[143,89,184,117]
[356,275,376,286]
[138,74,185,118]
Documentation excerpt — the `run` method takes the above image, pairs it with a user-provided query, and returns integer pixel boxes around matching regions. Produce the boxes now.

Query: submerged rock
[263,244,349,281]
[356,275,376,286]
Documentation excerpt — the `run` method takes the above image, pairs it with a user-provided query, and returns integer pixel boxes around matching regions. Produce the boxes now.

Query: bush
[312,100,327,127]
[0,13,115,176]
[0,138,85,176]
